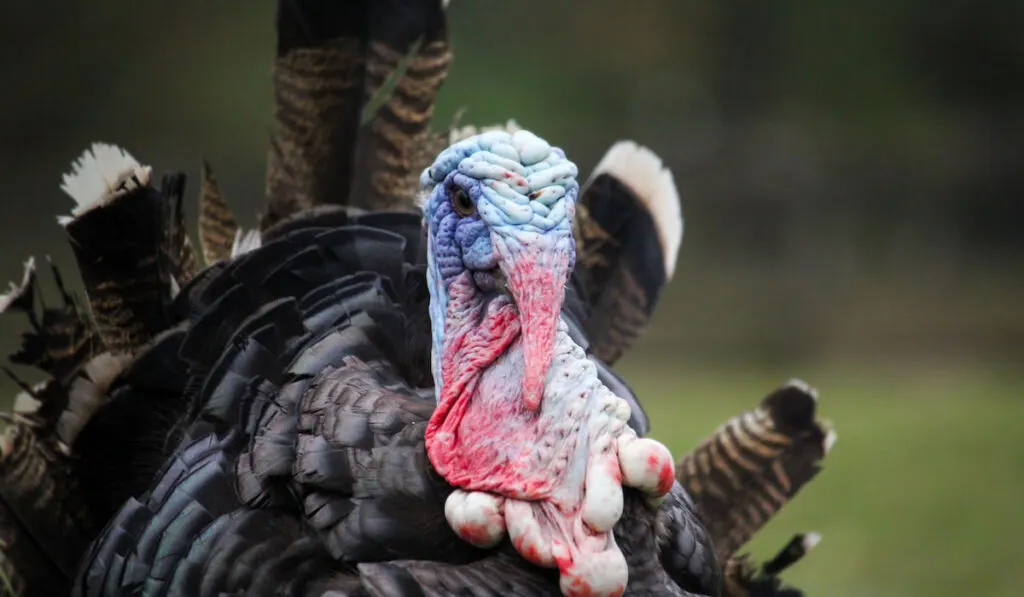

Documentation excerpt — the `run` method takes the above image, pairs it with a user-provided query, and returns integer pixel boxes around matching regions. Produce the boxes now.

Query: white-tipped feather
[58,143,152,225]
[59,352,134,448]
[231,228,262,258]
[823,426,838,454]
[0,256,35,313]
[13,391,41,415]
[802,532,822,551]
[785,377,818,401]
[587,141,683,278]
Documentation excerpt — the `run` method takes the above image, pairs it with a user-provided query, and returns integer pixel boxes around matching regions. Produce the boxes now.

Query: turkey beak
[499,236,572,412]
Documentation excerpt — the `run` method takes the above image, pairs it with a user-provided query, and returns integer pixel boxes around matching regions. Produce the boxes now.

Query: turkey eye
[451,187,475,216]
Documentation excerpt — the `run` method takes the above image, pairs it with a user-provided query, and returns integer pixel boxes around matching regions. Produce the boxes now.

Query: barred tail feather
[58,144,194,353]
[347,0,452,212]
[197,159,240,265]
[264,0,453,228]
[571,140,683,366]
[676,380,835,596]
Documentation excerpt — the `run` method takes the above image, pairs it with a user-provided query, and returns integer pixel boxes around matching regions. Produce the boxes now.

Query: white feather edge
[823,425,838,455]
[57,143,152,226]
[784,378,838,455]
[586,141,683,279]
[0,256,36,313]
[802,531,823,551]
[13,391,41,415]
[784,377,818,401]
[231,228,263,258]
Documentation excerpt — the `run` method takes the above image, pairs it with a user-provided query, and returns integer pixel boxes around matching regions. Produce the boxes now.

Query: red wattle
[425,246,571,498]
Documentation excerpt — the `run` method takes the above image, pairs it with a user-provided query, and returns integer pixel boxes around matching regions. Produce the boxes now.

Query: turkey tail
[197,159,240,265]
[571,140,683,366]
[57,143,195,353]
[346,0,452,212]
[676,380,835,596]
[0,144,202,594]
[161,172,200,289]
[0,257,115,592]
[264,0,451,229]
[720,533,820,597]
[264,0,371,227]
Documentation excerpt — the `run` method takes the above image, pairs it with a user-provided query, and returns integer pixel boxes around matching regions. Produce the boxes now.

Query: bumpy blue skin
[419,130,580,388]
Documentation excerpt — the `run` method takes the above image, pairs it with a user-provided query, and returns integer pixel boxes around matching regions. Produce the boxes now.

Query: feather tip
[58,142,152,224]
[588,140,682,278]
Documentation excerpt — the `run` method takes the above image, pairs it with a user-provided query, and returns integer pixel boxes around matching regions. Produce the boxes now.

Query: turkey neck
[425,270,628,503]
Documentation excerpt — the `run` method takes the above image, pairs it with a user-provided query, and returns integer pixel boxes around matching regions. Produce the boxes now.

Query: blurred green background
[0,1,1021,595]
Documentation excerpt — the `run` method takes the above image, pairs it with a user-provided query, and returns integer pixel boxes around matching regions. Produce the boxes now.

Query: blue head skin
[420,130,580,410]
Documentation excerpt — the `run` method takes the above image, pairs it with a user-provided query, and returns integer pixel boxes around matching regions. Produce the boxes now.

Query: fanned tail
[264,0,452,229]
[0,143,205,595]
[675,380,836,596]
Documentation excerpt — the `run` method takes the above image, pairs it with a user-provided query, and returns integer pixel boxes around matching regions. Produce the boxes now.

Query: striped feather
[719,533,820,597]
[264,37,367,228]
[161,172,199,291]
[677,380,835,560]
[571,141,681,367]
[197,160,239,265]
[347,3,451,211]
[263,0,452,224]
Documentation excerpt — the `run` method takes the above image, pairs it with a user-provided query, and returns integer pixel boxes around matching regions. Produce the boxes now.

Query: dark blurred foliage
[0,0,1021,371]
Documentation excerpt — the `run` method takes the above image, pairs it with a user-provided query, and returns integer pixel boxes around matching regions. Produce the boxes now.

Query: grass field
[620,361,1024,597]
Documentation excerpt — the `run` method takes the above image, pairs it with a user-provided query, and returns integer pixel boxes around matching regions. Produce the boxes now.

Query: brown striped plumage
[264,38,367,229]
[263,0,452,229]
[676,381,835,596]
[583,265,650,366]
[197,160,239,265]
[348,37,452,211]
[62,171,195,354]
[716,533,820,597]
[677,381,832,560]
[1,259,99,384]
[0,425,90,580]
[0,257,138,596]
[571,167,673,367]
[160,173,199,289]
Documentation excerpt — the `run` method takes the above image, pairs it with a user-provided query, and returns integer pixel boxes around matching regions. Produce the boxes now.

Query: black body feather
[68,209,717,596]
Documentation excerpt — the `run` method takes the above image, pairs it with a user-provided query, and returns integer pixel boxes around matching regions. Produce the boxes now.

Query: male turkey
[0,0,835,595]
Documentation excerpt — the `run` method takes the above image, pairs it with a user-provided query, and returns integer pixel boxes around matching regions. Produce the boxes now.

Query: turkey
[0,0,836,596]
